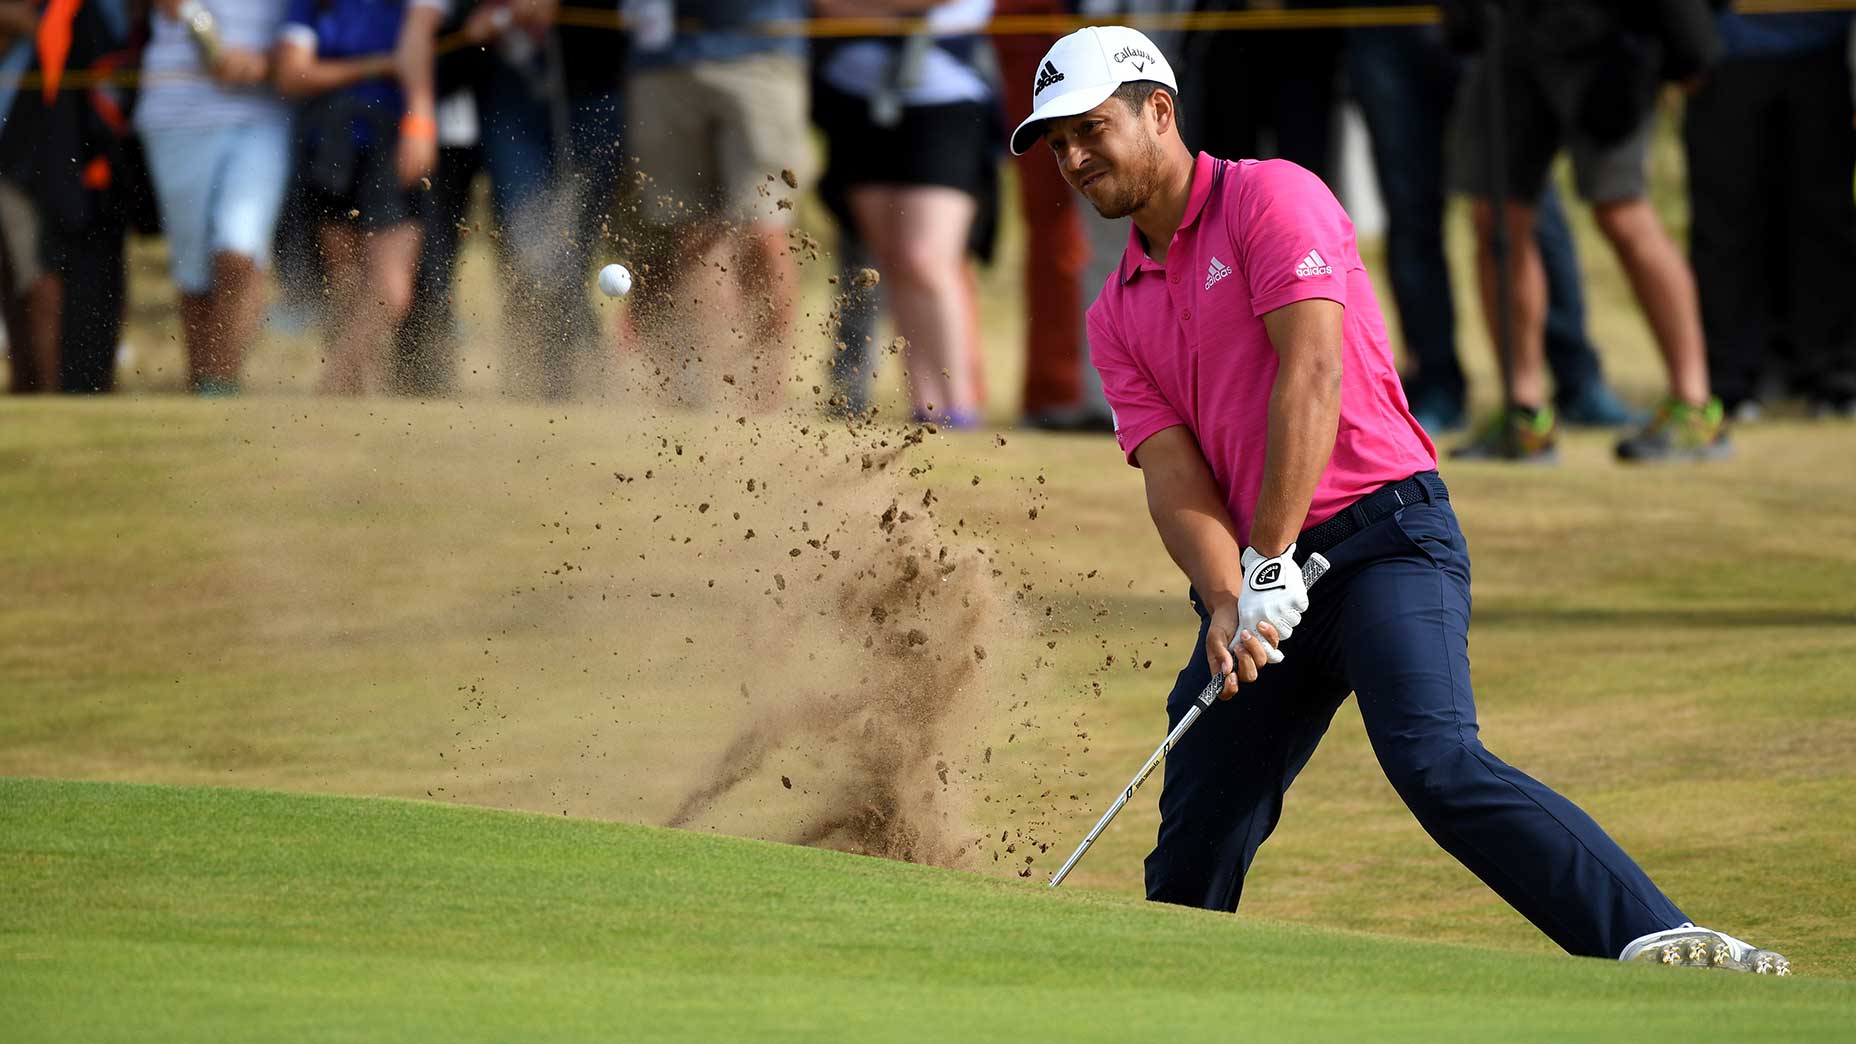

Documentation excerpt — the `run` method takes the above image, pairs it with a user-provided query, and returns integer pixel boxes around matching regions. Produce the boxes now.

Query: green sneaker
[1615,397,1730,462]
[1448,404,1558,463]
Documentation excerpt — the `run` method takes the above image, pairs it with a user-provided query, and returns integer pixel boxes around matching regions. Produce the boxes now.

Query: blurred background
[2,1,1849,441]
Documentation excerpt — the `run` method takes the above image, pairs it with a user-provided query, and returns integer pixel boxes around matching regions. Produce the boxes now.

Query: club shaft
[1047,698,1208,887]
[1047,553,1328,889]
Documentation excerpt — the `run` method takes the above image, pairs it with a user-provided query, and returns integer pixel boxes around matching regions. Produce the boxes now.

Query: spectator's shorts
[814,83,998,203]
[1450,56,1653,205]
[628,53,811,226]
[300,135,431,235]
[141,120,294,294]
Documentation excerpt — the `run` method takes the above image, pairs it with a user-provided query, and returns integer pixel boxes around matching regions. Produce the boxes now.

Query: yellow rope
[6,1,1854,93]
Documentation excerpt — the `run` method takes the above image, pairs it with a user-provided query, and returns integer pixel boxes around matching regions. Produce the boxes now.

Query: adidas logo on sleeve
[1294,249,1333,278]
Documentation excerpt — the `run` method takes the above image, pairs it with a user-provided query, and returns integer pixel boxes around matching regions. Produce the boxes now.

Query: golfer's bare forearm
[1136,427,1247,606]
[1251,300,1343,556]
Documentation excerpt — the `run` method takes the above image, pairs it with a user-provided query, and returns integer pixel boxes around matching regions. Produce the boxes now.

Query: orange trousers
[995,4,1091,416]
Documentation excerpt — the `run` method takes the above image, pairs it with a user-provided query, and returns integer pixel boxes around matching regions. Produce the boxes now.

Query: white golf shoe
[1618,924,1791,975]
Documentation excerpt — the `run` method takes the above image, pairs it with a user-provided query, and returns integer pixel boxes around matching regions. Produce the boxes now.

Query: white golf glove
[1239,544,1308,663]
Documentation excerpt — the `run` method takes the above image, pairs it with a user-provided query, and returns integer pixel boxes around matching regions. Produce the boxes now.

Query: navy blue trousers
[1144,480,1687,959]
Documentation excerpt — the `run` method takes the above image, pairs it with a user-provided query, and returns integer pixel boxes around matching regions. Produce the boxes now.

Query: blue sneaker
[1408,388,1466,436]
[1558,381,1645,428]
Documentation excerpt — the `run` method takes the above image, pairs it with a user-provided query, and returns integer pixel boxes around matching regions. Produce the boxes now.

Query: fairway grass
[4,398,1855,982]
[3,778,1851,1043]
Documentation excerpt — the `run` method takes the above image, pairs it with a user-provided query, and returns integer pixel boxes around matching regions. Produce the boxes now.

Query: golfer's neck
[1133,149,1197,267]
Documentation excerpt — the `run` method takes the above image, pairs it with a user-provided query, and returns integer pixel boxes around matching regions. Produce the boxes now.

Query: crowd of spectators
[1,1,1852,452]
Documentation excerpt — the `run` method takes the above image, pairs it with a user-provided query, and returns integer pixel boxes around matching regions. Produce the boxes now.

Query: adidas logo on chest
[1203,255,1232,291]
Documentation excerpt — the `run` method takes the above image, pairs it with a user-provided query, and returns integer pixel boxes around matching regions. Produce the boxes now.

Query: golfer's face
[1043,98,1147,216]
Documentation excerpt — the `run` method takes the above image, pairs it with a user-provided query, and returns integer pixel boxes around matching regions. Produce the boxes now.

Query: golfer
[1013,26,1787,973]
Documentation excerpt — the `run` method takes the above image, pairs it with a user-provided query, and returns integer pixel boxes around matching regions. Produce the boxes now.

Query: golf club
[1048,552,1331,888]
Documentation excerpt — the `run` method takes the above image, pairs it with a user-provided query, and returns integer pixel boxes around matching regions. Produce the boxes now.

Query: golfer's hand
[1207,600,1280,701]
[1239,544,1307,661]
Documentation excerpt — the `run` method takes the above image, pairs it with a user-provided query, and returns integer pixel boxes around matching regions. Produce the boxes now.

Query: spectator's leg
[1265,29,1342,183]
[1778,47,1856,409]
[196,117,294,394]
[330,222,423,395]
[1535,184,1607,406]
[1590,199,1711,406]
[996,19,1088,420]
[712,52,810,412]
[58,217,127,394]
[735,221,800,412]
[848,185,980,424]
[11,273,63,393]
[625,64,724,405]
[1344,26,1462,423]
[478,58,569,399]
[1471,200,1549,409]
[317,223,366,394]
[1682,58,1769,413]
[1182,20,1256,162]
[394,144,481,396]
[136,126,221,390]
[563,87,625,394]
[196,253,261,392]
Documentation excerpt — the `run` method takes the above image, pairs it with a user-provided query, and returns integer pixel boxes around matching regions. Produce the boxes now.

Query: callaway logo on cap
[1010,25,1179,156]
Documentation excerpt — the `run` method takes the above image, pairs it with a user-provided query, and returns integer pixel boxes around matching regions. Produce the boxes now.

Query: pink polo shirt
[1087,151,1437,538]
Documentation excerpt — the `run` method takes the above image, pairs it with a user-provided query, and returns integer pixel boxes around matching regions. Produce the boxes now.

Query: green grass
[3,397,1855,984]
[3,777,1850,1043]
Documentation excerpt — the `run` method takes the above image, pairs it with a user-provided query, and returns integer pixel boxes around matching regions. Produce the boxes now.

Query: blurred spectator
[457,0,627,400]
[1449,0,1726,463]
[995,0,1096,430]
[1179,0,1340,184]
[626,0,811,412]
[274,0,444,395]
[1344,12,1638,436]
[135,0,294,397]
[390,26,485,396]
[1684,9,1856,419]
[0,0,132,394]
[814,0,997,427]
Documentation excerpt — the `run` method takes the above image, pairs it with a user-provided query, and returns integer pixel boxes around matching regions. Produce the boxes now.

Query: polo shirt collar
[1118,151,1219,285]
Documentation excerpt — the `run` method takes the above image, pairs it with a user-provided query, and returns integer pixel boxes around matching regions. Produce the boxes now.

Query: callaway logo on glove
[1240,544,1308,664]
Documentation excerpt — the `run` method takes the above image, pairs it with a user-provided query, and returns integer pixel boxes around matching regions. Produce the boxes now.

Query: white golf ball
[598,263,632,297]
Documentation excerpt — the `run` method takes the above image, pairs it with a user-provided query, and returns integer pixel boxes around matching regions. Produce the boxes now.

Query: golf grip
[1047,553,1330,888]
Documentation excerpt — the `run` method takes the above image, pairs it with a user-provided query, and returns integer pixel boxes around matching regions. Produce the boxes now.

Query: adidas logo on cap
[1295,249,1333,278]
[1034,60,1065,95]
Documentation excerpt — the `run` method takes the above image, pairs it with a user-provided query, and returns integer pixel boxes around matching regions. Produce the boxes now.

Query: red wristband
[399,113,438,141]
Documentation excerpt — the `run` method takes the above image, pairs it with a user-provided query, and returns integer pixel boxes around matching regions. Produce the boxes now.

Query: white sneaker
[1618,923,1791,975]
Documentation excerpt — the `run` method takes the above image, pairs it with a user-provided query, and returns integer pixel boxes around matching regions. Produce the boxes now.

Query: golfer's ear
[1150,88,1177,137]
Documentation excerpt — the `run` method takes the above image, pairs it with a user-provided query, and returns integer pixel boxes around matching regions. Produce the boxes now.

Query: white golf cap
[1008,25,1178,156]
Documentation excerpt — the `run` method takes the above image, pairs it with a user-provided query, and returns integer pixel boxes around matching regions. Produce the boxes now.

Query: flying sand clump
[662,436,1000,868]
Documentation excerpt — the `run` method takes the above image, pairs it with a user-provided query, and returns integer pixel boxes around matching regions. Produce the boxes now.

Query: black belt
[1297,471,1448,560]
